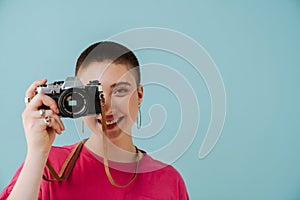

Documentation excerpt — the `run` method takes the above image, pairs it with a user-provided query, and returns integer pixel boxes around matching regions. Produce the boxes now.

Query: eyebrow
[110,81,131,88]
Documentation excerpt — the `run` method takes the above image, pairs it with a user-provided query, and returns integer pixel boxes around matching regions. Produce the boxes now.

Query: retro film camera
[36,77,103,118]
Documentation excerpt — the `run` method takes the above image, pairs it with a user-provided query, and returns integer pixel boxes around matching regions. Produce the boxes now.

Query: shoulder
[135,153,190,199]
[49,143,78,155]
[46,142,80,170]
[139,153,185,181]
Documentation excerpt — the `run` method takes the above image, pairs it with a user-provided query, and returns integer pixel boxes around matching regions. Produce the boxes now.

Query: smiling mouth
[97,116,125,127]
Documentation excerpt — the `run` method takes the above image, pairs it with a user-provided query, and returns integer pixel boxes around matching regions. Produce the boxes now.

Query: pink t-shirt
[0,143,189,200]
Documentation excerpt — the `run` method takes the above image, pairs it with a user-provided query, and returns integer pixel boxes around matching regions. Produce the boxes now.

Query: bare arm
[8,150,48,199]
[7,79,65,200]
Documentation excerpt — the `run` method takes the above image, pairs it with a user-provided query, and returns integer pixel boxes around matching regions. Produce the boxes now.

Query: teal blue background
[1,0,300,199]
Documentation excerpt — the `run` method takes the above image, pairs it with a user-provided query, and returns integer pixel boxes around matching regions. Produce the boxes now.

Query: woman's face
[77,61,143,142]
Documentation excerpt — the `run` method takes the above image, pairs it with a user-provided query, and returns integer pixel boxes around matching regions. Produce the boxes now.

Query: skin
[8,61,143,199]
[8,79,64,200]
[78,61,144,161]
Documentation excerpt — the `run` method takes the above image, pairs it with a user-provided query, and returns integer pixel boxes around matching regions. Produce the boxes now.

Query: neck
[85,133,138,163]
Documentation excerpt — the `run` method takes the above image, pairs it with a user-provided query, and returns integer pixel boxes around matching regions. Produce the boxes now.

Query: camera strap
[100,95,139,188]
[43,94,139,187]
[43,140,85,182]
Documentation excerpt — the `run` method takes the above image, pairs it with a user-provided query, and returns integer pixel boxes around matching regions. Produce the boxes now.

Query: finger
[41,117,62,134]
[25,79,47,99]
[51,114,65,131]
[29,93,59,114]
[32,110,65,130]
[32,109,54,118]
[51,117,64,134]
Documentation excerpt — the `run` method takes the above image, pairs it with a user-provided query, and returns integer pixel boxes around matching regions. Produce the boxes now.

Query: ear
[137,84,144,106]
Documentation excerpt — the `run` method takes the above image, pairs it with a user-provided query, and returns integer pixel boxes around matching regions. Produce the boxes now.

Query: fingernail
[56,108,59,113]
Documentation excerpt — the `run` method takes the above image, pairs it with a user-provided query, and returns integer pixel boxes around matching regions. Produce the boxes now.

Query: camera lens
[58,88,88,118]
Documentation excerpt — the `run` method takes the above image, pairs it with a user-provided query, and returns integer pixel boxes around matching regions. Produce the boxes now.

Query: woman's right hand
[22,79,65,154]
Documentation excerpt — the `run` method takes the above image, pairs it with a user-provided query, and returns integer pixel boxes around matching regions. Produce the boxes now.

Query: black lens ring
[58,88,88,118]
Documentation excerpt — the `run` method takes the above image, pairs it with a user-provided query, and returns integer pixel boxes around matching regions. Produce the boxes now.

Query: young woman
[0,41,189,199]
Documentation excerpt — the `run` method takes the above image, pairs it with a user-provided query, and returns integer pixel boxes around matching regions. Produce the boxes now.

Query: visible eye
[113,88,129,96]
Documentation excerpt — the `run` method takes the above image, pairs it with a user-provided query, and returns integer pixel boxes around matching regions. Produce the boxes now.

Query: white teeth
[106,120,117,125]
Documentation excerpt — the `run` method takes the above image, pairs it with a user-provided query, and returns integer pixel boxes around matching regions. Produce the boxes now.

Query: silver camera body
[37,77,103,118]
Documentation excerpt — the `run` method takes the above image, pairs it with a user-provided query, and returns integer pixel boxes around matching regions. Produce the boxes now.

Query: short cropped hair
[75,41,140,85]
